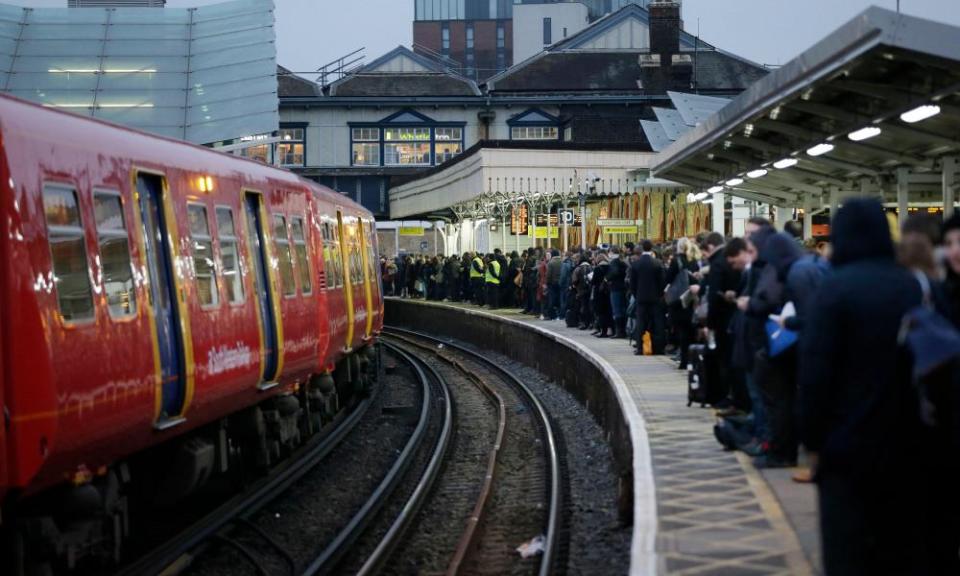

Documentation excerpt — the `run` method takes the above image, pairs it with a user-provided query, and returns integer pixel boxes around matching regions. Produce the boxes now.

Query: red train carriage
[0,94,383,572]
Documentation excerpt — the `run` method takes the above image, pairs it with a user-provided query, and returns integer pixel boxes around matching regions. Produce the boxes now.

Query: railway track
[122,332,562,576]
[115,342,450,576]
[381,327,562,576]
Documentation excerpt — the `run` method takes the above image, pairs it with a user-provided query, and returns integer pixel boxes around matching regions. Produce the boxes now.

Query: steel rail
[381,333,509,576]
[117,384,376,576]
[383,326,562,576]
[354,340,454,576]
[300,341,446,575]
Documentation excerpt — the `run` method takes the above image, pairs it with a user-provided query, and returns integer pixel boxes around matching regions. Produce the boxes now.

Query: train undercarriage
[2,345,380,576]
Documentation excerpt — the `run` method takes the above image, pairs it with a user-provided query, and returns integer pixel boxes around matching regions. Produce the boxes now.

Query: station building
[278,2,768,254]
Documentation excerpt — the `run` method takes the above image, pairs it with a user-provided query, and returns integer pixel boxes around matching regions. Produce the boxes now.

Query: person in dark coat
[592,253,613,337]
[705,232,742,403]
[571,253,593,329]
[665,238,698,366]
[607,246,629,338]
[800,199,931,575]
[629,240,666,354]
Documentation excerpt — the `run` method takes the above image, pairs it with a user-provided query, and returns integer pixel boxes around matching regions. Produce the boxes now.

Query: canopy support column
[944,157,956,219]
[712,192,725,234]
[897,167,910,228]
[803,194,814,239]
[775,204,791,231]
[829,187,840,222]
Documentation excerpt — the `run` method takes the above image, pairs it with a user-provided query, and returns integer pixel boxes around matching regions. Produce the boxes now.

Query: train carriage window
[273,214,296,297]
[94,191,136,317]
[188,203,219,308]
[290,216,312,295]
[42,184,94,322]
[216,207,244,304]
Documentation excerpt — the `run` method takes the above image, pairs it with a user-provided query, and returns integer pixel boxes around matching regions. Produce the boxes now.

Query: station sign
[533,228,560,239]
[511,205,529,235]
[559,209,575,224]
[536,213,582,226]
[399,226,425,236]
[597,218,638,227]
[603,226,639,235]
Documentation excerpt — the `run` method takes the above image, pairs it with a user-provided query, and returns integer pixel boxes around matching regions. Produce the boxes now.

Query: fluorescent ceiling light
[848,126,882,141]
[707,185,724,194]
[693,192,709,202]
[725,177,744,186]
[686,193,697,202]
[773,158,798,169]
[900,104,940,124]
[747,169,768,179]
[806,143,834,157]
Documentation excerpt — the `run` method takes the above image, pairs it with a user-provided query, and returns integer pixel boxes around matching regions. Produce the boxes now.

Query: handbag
[665,270,690,305]
[514,270,523,288]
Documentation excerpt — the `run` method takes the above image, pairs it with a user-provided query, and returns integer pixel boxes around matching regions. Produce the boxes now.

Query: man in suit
[629,240,666,355]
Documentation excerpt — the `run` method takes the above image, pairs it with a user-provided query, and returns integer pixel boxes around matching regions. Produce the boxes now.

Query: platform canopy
[651,7,960,215]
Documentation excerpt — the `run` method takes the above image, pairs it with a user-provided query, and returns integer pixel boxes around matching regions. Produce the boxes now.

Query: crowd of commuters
[380,200,959,574]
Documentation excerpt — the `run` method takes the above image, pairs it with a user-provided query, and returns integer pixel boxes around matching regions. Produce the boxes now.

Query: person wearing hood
[800,199,929,575]
[591,252,613,337]
[746,232,804,468]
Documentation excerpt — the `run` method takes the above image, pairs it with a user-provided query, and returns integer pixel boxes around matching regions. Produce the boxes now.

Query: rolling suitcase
[565,302,579,328]
[687,343,710,407]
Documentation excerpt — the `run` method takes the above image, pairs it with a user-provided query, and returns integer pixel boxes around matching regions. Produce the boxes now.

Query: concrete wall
[513,2,590,63]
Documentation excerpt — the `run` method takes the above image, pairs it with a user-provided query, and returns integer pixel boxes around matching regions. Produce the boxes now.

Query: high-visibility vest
[470,256,485,279]
[485,259,501,285]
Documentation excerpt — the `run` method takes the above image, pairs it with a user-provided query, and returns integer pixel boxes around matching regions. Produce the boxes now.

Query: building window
[466,23,474,49]
[273,214,296,297]
[93,191,136,318]
[352,127,380,166]
[384,127,431,166]
[240,144,272,164]
[435,127,463,164]
[543,17,552,45]
[497,51,506,71]
[43,184,94,322]
[563,27,568,38]
[290,216,312,295]
[511,126,559,140]
[497,22,505,48]
[277,127,305,166]
[188,203,219,308]
[441,23,450,54]
[216,207,244,304]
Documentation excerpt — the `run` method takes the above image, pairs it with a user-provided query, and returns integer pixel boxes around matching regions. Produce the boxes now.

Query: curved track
[383,327,562,576]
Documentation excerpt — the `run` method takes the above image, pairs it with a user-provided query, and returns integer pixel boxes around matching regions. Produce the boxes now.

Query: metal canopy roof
[651,7,960,207]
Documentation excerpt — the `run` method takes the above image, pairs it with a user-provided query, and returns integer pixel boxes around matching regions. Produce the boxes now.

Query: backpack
[899,273,960,430]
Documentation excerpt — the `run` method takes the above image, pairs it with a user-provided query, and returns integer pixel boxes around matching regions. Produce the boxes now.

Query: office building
[413,0,652,79]
[0,0,277,145]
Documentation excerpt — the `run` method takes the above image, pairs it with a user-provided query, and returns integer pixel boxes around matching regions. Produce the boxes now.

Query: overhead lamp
[848,126,882,142]
[900,104,941,124]
[747,169,768,179]
[707,185,724,194]
[806,143,834,157]
[773,157,798,169]
[725,177,744,186]
[686,192,697,202]
[693,192,709,202]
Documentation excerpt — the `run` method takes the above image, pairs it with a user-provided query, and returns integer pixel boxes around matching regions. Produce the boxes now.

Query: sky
[17,0,960,74]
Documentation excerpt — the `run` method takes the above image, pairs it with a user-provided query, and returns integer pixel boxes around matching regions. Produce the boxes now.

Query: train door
[135,172,187,428]
[244,191,281,386]
[357,218,375,341]
[336,210,355,351]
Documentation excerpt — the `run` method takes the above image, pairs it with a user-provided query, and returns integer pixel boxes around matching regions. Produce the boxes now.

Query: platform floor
[434,301,820,576]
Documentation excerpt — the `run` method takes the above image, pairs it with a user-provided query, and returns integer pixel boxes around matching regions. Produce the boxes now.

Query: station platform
[387,299,820,576]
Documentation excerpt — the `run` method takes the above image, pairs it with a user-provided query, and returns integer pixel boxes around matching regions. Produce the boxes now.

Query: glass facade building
[0,0,278,145]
